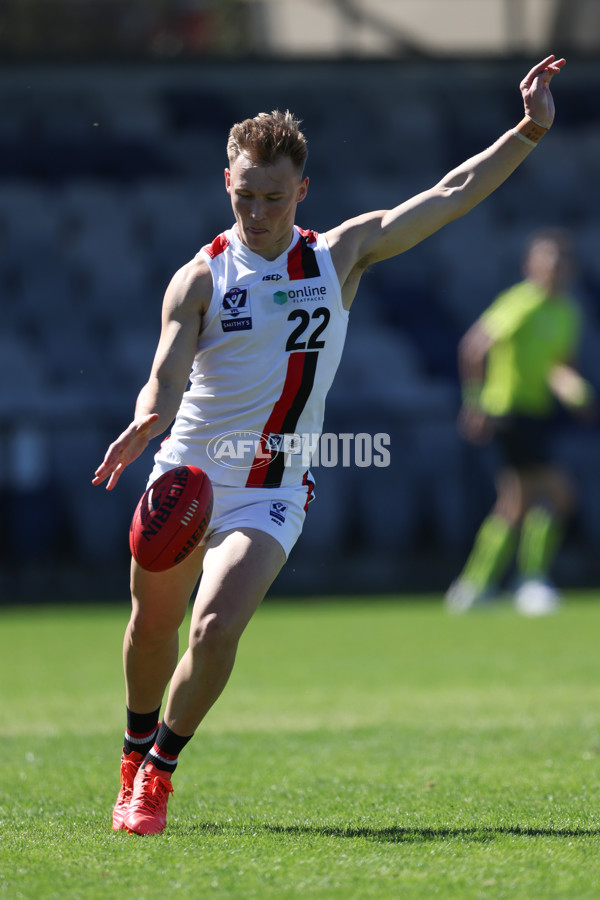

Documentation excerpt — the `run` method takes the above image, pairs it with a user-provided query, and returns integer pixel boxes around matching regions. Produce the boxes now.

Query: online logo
[272,286,328,305]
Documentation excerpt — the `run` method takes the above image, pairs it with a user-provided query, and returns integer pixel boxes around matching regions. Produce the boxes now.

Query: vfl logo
[265,433,284,452]
[270,501,287,526]
[221,287,252,332]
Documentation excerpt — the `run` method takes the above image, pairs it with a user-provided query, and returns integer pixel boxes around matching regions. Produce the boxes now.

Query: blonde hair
[227,109,308,175]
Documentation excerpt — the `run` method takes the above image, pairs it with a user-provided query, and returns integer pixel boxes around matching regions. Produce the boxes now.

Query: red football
[129,466,213,572]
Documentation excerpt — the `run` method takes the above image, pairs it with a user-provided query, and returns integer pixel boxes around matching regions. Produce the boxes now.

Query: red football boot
[123,763,174,835]
[112,750,144,831]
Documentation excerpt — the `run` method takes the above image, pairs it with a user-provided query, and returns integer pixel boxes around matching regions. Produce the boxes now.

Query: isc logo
[262,273,283,281]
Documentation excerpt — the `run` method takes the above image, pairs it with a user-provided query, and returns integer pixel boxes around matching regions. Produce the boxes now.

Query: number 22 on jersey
[285,307,330,352]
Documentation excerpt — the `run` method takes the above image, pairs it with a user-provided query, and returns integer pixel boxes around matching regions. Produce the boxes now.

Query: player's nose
[249,200,266,220]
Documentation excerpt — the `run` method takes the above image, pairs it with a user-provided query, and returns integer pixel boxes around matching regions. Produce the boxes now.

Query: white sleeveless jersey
[162,224,349,489]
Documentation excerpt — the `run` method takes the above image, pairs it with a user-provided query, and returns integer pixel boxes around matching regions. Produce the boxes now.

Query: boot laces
[137,771,173,813]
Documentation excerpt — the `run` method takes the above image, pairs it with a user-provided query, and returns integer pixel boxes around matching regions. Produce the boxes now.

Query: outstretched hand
[520,54,566,129]
[92,413,159,491]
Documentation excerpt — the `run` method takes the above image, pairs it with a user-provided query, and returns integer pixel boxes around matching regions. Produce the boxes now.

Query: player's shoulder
[497,280,533,301]
[487,281,539,314]
[201,231,232,260]
[325,212,381,250]
[173,254,213,289]
[296,226,319,244]
[165,254,214,315]
[324,212,383,281]
[479,281,538,338]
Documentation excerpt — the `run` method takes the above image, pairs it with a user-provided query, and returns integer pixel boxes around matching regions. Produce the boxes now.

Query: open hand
[520,54,566,129]
[92,413,159,491]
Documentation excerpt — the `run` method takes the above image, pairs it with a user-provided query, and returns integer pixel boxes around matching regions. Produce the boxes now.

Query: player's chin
[244,226,269,244]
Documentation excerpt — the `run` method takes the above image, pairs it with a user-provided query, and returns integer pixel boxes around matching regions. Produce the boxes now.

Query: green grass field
[2,594,600,899]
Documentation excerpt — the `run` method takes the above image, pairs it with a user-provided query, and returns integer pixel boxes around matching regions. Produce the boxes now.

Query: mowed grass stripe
[1,595,600,899]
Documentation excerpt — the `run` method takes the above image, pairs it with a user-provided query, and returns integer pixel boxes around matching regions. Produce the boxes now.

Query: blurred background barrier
[1,0,600,600]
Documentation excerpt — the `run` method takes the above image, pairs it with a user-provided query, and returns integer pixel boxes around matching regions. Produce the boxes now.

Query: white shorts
[145,458,315,559]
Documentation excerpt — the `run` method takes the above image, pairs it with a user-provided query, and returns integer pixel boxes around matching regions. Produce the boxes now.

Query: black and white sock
[144,721,193,774]
[123,707,161,758]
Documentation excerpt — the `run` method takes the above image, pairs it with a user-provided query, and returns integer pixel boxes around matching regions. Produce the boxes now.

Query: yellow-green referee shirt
[479,281,581,418]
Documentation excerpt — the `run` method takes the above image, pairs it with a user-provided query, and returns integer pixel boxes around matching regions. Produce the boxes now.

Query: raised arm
[327,55,565,306]
[92,260,212,490]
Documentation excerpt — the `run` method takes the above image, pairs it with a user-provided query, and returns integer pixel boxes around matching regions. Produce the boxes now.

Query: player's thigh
[130,541,206,634]
[494,466,526,520]
[189,527,286,642]
[523,465,575,516]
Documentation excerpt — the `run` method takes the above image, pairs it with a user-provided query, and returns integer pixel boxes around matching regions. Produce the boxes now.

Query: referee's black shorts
[492,414,555,470]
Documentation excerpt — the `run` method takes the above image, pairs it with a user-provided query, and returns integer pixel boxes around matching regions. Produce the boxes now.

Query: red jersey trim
[203,234,230,259]
[298,227,318,243]
[287,230,320,281]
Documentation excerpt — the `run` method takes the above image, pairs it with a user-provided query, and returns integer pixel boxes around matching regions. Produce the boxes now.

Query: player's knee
[190,611,239,656]
[550,471,576,517]
[128,603,183,646]
[493,497,522,526]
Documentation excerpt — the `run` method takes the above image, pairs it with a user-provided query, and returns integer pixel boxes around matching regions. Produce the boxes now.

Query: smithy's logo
[221,287,252,331]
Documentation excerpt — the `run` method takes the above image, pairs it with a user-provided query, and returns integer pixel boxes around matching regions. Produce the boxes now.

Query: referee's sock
[517,505,562,581]
[461,513,516,590]
[144,722,194,775]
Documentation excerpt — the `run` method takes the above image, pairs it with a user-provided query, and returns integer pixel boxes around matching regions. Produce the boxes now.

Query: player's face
[525,239,572,295]
[225,153,308,260]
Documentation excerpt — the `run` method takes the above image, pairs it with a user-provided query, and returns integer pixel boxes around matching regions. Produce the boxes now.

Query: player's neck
[236,224,297,261]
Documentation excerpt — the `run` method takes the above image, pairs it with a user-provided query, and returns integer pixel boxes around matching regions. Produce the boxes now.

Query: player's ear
[297,176,309,203]
[224,168,231,192]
